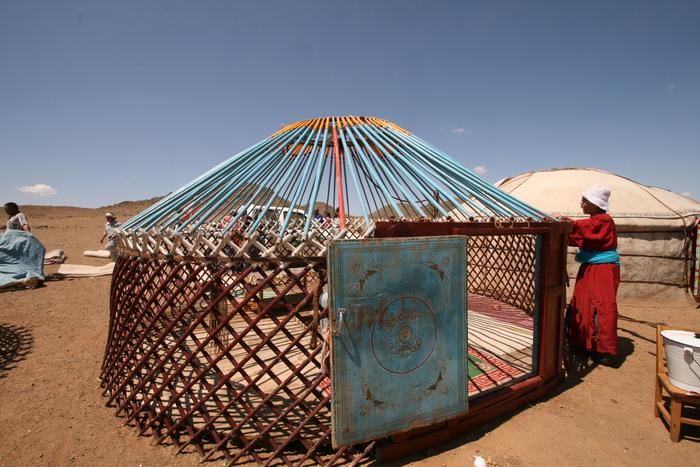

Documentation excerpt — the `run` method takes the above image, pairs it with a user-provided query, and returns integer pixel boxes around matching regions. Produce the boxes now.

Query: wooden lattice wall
[102,221,569,465]
[467,234,538,315]
[101,255,373,465]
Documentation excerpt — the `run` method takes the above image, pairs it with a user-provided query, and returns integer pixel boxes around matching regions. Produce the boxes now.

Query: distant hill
[369,197,459,219]
[99,195,165,212]
[18,196,164,220]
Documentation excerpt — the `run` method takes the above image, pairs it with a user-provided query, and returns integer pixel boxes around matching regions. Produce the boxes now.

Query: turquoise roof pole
[120,116,553,234]
[338,125,370,226]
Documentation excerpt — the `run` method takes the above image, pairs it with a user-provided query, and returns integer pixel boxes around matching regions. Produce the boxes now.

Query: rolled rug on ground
[83,249,111,258]
[57,263,115,277]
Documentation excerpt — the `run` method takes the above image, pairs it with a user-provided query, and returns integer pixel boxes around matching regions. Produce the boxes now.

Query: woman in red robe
[567,185,620,362]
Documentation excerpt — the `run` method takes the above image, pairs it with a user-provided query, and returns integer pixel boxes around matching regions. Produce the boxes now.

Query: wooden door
[328,236,468,446]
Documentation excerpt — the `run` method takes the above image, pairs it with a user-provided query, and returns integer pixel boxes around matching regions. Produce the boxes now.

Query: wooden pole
[332,118,347,229]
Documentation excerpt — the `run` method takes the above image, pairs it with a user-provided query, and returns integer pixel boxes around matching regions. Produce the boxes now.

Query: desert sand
[1,203,698,466]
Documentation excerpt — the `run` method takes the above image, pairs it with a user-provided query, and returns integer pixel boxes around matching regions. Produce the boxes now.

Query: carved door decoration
[328,236,467,446]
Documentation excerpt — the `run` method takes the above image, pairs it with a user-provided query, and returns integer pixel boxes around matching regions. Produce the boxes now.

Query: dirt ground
[1,204,699,467]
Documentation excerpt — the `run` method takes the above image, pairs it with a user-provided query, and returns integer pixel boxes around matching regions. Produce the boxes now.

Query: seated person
[4,202,31,232]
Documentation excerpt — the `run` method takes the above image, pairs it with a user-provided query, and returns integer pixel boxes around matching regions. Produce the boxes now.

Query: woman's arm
[19,213,31,232]
[568,216,615,250]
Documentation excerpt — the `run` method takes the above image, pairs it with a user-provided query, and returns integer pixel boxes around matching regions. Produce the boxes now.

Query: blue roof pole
[344,122,403,216]
[193,130,300,229]
[405,132,539,217]
[302,120,332,237]
[119,116,554,236]
[338,122,370,226]
[126,130,290,230]
[211,125,315,234]
[279,120,327,237]
[412,146,512,218]
[409,133,550,219]
[376,126,472,218]
[214,126,313,234]
[243,123,320,235]
[123,130,289,229]
[353,123,432,217]
[361,124,450,217]
[144,163,248,230]
[390,129,517,218]
[378,125,488,217]
[216,155,294,231]
[175,126,308,232]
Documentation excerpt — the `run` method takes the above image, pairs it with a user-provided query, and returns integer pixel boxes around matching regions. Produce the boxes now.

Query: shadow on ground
[0,323,33,379]
[656,402,700,443]
[380,336,637,466]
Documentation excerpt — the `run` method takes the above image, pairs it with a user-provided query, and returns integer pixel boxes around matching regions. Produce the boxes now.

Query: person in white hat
[100,212,120,262]
[566,185,621,366]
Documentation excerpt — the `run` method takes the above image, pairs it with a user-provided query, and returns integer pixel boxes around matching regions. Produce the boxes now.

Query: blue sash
[575,249,620,265]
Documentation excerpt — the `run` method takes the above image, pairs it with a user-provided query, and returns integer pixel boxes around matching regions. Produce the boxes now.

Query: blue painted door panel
[328,236,468,447]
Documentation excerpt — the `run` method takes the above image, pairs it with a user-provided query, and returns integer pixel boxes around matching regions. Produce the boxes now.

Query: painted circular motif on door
[370,296,437,374]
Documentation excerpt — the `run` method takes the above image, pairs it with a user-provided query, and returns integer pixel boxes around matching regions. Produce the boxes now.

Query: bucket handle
[684,347,700,365]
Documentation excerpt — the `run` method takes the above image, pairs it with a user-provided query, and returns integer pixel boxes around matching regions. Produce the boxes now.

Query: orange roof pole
[332,118,347,229]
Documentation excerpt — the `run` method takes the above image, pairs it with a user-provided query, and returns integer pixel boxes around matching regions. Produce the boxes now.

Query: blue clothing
[575,249,620,265]
[0,230,45,288]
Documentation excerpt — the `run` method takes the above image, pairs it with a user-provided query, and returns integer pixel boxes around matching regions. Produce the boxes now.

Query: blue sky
[1,1,698,207]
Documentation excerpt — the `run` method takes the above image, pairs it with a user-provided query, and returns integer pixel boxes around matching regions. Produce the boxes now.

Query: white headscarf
[581,185,611,211]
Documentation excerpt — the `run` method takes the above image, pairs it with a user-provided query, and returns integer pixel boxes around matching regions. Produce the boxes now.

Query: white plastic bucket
[661,330,700,393]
